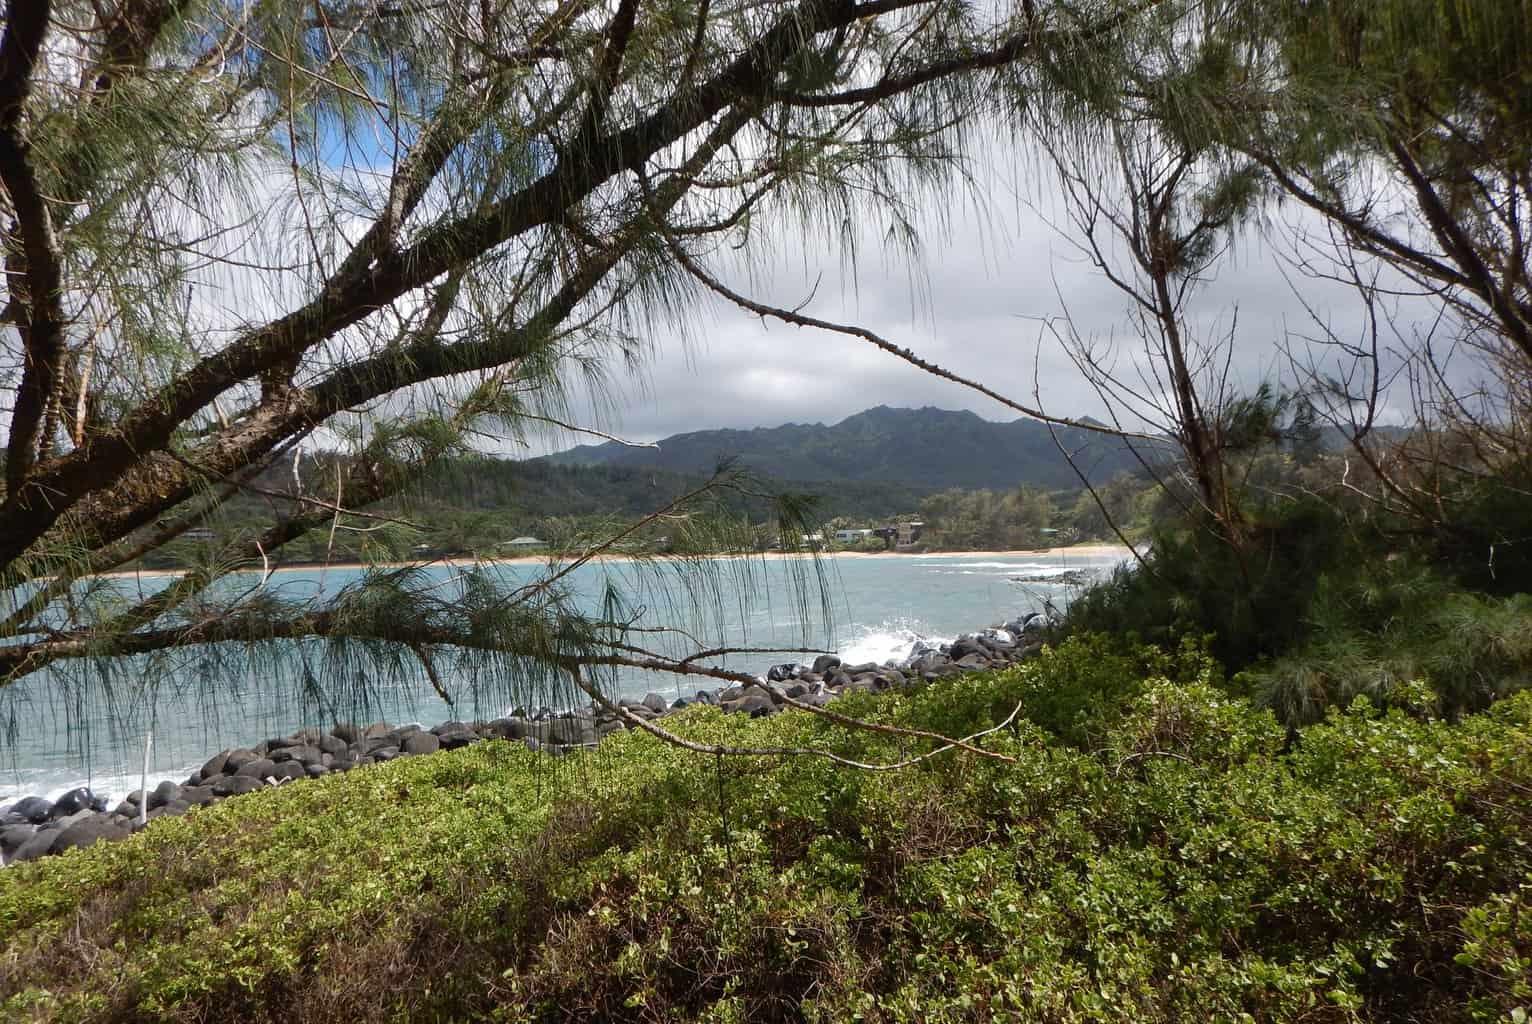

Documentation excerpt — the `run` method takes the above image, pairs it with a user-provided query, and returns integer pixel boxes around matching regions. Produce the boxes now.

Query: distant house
[505,536,546,550]
[835,528,874,543]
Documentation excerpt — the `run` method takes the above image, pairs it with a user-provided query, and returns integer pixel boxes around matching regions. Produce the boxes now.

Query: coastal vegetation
[5,639,1531,1022]
[4,0,1532,1019]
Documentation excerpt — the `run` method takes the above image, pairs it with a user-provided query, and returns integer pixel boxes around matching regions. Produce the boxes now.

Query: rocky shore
[1,613,1052,866]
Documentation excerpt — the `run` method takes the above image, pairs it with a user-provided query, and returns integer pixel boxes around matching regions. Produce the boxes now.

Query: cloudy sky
[531,155,1405,457]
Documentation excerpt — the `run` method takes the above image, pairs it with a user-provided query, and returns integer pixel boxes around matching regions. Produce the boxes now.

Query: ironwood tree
[0,0,1156,720]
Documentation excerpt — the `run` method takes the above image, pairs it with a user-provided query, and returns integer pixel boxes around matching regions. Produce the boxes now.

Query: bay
[0,547,1127,807]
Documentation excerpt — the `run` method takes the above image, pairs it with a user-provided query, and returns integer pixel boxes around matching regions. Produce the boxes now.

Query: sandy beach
[91,544,1135,580]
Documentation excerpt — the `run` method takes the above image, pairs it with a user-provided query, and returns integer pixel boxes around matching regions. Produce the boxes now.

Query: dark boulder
[1,823,37,859]
[331,722,362,744]
[12,827,64,863]
[200,748,232,778]
[235,758,277,780]
[694,689,718,705]
[430,720,470,737]
[811,654,842,674]
[150,780,182,809]
[402,732,441,756]
[485,717,527,740]
[149,800,191,819]
[437,730,478,750]
[640,692,669,715]
[328,758,357,773]
[368,746,401,762]
[305,764,329,778]
[12,827,64,858]
[265,735,301,751]
[954,653,991,671]
[50,787,98,818]
[270,761,305,782]
[211,775,266,797]
[722,694,774,716]
[55,815,131,853]
[361,722,393,741]
[8,796,52,825]
[180,786,217,806]
[270,745,323,766]
[317,733,350,758]
[223,748,261,773]
[766,663,799,682]
[549,716,596,746]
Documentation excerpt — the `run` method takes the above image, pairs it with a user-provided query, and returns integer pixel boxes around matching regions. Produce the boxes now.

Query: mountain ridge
[542,405,1148,491]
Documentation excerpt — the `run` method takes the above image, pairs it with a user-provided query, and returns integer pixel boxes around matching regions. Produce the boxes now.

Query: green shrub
[2,642,1529,1022]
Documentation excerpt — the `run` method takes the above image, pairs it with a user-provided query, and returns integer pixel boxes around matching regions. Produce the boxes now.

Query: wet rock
[317,733,350,758]
[8,796,52,825]
[151,780,182,809]
[811,654,842,674]
[766,663,799,682]
[50,787,99,818]
[640,692,669,715]
[431,720,470,737]
[270,744,323,766]
[305,764,329,778]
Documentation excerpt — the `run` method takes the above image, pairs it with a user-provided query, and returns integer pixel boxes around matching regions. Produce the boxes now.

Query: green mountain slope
[544,405,1152,490]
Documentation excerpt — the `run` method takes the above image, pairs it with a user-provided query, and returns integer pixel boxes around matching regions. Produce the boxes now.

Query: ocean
[0,548,1128,808]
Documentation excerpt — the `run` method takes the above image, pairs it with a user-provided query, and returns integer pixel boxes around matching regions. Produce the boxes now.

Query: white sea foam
[1,764,203,812]
[836,621,949,666]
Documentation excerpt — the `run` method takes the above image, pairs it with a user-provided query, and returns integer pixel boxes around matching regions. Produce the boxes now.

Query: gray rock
[151,780,182,809]
[223,748,260,773]
[331,722,362,744]
[694,689,718,705]
[766,663,798,682]
[811,654,842,674]
[211,775,266,797]
[55,816,130,853]
[234,758,276,780]
[1,823,37,858]
[294,726,327,745]
[149,800,191,818]
[270,744,323,766]
[597,719,625,738]
[305,764,329,778]
[843,662,880,676]
[13,827,64,862]
[549,716,596,746]
[485,717,527,740]
[361,722,393,741]
[328,758,357,772]
[402,732,441,756]
[640,692,669,715]
[431,720,470,737]
[722,694,775,716]
[368,746,401,762]
[266,735,301,751]
[437,730,478,750]
[387,724,423,743]
[180,786,217,806]
[954,653,991,671]
[270,761,305,782]
[317,733,349,757]
[670,697,690,710]
[52,809,96,830]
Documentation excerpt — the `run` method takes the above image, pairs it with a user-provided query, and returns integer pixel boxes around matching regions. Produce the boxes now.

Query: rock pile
[1,612,1053,866]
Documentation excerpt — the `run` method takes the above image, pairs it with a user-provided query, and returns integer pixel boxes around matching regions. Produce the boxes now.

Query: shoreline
[93,544,1134,581]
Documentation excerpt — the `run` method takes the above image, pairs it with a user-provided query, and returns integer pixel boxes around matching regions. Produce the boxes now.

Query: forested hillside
[545,405,1151,489]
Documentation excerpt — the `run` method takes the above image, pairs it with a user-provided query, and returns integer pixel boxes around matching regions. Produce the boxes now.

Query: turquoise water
[0,549,1126,806]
